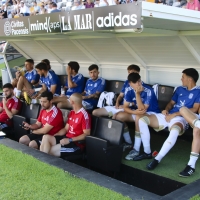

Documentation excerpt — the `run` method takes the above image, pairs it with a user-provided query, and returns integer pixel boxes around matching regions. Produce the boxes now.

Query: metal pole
[3,54,13,82]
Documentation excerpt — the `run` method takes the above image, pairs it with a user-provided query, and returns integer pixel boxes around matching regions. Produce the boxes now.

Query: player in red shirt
[0,83,22,131]
[40,93,91,157]
[19,91,64,149]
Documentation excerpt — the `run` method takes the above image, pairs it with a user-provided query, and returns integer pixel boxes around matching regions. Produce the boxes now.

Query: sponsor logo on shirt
[189,93,193,99]
[94,83,97,87]
[75,118,79,123]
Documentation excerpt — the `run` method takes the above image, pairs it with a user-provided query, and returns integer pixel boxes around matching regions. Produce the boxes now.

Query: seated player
[19,91,64,149]
[0,83,22,133]
[34,62,61,98]
[136,68,200,170]
[40,93,91,157]
[41,59,55,73]
[92,64,140,117]
[13,59,40,98]
[52,61,85,105]
[117,73,160,159]
[178,106,200,177]
[55,64,105,110]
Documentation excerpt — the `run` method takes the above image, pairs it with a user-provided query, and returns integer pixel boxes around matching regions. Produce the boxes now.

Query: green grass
[191,195,200,200]
[0,144,130,200]
[122,132,200,185]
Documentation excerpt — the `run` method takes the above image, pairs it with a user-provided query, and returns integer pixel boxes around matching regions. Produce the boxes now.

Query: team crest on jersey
[94,83,97,87]
[75,118,79,123]
[44,116,49,121]
[189,93,193,99]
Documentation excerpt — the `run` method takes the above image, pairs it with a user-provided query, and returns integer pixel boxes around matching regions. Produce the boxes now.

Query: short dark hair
[52,2,57,7]
[88,64,98,71]
[42,59,50,66]
[68,61,80,73]
[128,72,141,83]
[3,83,14,89]
[127,64,140,72]
[40,91,53,101]
[25,59,34,65]
[182,68,199,83]
[35,62,48,71]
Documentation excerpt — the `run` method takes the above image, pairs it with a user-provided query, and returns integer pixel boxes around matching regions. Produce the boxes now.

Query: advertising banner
[0,3,142,37]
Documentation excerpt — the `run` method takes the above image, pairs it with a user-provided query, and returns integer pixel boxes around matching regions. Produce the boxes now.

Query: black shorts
[54,136,81,158]
[27,133,44,148]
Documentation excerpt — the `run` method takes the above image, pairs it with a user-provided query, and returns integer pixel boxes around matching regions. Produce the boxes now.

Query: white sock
[133,131,141,152]
[16,89,21,98]
[139,119,151,154]
[123,132,132,144]
[188,152,199,168]
[193,120,200,129]
[155,128,179,162]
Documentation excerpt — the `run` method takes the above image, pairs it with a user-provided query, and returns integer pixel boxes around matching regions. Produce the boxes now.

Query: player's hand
[22,121,30,130]
[135,86,144,94]
[66,66,71,75]
[60,138,69,145]
[2,98,7,107]
[15,71,21,79]
[26,89,35,97]
[134,109,146,115]
[162,110,169,116]
[165,113,176,122]
[115,102,120,109]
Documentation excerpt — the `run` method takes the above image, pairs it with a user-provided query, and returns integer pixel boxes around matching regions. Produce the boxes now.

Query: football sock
[133,131,141,152]
[155,128,179,162]
[188,152,199,168]
[139,119,151,154]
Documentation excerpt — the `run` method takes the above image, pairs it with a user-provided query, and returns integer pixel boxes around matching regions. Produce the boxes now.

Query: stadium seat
[12,103,41,141]
[86,117,124,173]
[58,75,68,87]
[105,80,124,94]
[60,109,70,124]
[13,115,29,141]
[30,118,37,125]
[157,85,175,111]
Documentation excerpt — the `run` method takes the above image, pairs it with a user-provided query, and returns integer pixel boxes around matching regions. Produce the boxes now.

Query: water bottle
[61,86,65,95]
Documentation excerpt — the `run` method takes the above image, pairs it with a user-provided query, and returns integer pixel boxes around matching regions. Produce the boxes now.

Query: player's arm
[50,84,57,94]
[2,99,20,119]
[163,100,176,114]
[54,124,69,136]
[123,100,146,115]
[60,129,90,145]
[32,123,53,135]
[115,92,124,107]
[82,91,100,100]
[67,75,77,88]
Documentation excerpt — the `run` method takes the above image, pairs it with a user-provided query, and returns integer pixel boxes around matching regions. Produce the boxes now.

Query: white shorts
[82,101,93,110]
[131,111,157,121]
[154,113,187,134]
[104,106,124,116]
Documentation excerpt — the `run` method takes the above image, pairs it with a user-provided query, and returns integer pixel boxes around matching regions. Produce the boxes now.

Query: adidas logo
[188,170,194,175]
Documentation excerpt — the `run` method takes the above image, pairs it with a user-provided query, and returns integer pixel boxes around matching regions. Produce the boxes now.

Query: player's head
[69,93,82,108]
[128,72,142,89]
[40,91,53,110]
[25,59,34,71]
[68,61,80,74]
[127,64,140,74]
[3,83,14,99]
[41,59,51,70]
[35,62,48,76]
[182,68,199,86]
[88,64,99,80]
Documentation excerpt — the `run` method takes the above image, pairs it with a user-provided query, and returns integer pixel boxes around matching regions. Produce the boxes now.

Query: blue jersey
[65,73,85,96]
[119,80,130,105]
[83,77,106,107]
[40,71,61,95]
[124,84,160,113]
[25,69,40,84]
[169,86,200,114]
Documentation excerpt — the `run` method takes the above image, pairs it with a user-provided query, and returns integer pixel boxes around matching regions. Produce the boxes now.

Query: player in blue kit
[92,64,140,117]
[116,73,160,158]
[55,64,105,110]
[34,62,61,98]
[13,59,40,98]
[52,61,85,107]
[137,68,200,170]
